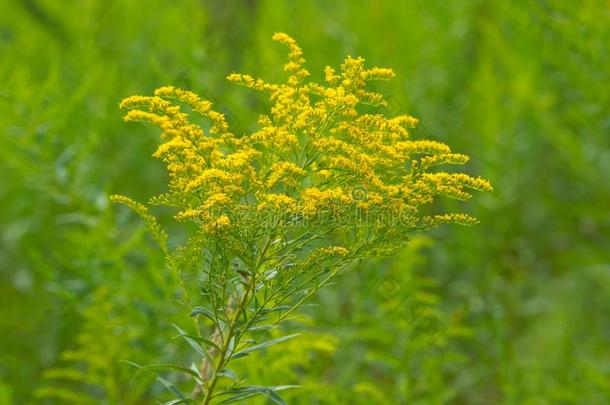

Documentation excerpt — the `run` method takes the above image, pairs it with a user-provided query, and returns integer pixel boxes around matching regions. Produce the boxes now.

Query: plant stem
[201,235,274,404]
[201,279,253,404]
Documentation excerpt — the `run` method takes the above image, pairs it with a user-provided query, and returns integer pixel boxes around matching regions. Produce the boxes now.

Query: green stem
[201,283,252,405]
[274,261,350,325]
[201,235,273,404]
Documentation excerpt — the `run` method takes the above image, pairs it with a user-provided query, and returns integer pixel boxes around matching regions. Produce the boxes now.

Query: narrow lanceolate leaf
[162,400,193,405]
[176,333,220,351]
[142,364,204,384]
[217,369,238,380]
[157,376,188,401]
[231,334,300,359]
[216,385,299,405]
[190,306,215,322]
[216,392,260,404]
[171,324,213,363]
[123,361,191,401]
[247,324,275,332]
[258,305,291,315]
[226,336,237,357]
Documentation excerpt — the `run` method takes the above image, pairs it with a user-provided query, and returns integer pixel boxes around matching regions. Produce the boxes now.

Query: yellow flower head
[116,32,491,242]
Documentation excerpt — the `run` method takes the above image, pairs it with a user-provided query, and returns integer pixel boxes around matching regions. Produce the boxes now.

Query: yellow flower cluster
[117,32,491,239]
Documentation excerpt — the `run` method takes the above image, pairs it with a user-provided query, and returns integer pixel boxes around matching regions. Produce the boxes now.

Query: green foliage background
[1,0,609,403]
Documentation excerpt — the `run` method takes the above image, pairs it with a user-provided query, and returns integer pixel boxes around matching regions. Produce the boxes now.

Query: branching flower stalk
[111,33,492,404]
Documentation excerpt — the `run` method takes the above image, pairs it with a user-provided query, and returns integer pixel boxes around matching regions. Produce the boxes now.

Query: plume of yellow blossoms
[114,32,491,250]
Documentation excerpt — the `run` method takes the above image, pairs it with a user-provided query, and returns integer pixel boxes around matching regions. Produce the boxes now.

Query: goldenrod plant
[111,33,491,403]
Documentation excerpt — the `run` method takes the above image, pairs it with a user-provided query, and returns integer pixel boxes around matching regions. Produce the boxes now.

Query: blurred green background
[1,0,609,403]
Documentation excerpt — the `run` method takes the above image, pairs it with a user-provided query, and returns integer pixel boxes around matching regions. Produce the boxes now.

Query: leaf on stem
[231,333,300,360]
[216,385,300,405]
[190,306,216,322]
[171,324,215,362]
[123,361,193,402]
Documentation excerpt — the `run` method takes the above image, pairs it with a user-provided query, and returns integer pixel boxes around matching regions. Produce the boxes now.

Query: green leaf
[174,333,220,351]
[163,400,193,405]
[143,364,203,384]
[218,369,238,380]
[216,385,299,405]
[258,305,291,315]
[216,392,259,404]
[123,361,191,401]
[231,334,300,359]
[157,375,187,400]
[190,306,215,322]
[247,324,275,332]
[172,325,213,363]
